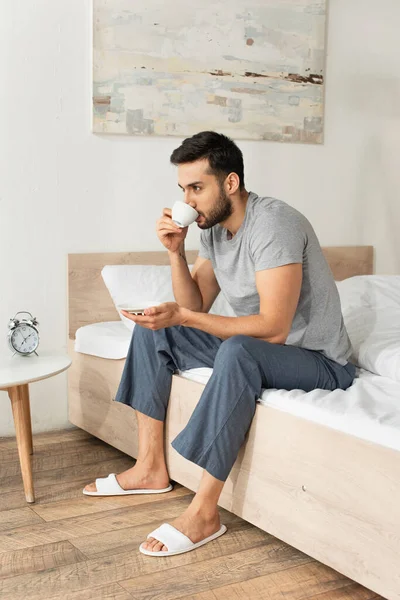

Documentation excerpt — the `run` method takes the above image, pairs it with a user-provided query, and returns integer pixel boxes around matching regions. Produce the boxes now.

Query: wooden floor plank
[307,582,382,600]
[177,562,356,600]
[0,436,117,465]
[0,507,43,533]
[118,542,314,600]
[180,569,381,600]
[0,459,135,512]
[0,429,381,600]
[0,455,134,495]
[35,582,133,600]
[68,513,268,560]
[1,444,129,479]
[0,540,87,580]
[30,483,189,522]
[0,491,192,553]
[0,539,312,600]
[0,428,92,449]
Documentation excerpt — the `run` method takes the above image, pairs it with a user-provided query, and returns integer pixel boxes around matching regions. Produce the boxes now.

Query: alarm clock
[8,311,40,356]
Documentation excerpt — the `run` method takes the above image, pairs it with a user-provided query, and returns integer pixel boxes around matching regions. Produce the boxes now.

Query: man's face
[177,159,233,229]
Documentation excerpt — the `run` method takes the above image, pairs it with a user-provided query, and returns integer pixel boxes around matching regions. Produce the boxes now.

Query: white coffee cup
[171,201,199,228]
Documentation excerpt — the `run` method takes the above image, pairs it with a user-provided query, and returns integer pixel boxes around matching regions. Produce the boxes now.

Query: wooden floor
[0,429,383,600]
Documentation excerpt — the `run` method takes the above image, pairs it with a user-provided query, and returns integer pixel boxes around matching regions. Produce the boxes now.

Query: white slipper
[139,522,227,557]
[82,473,173,496]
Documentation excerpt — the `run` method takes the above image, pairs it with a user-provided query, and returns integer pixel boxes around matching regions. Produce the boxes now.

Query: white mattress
[75,321,132,360]
[74,321,400,452]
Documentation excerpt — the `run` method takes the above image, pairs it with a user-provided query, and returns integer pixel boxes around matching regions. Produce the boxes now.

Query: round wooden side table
[0,353,72,503]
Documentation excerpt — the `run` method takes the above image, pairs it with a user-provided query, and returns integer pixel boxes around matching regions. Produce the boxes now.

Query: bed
[67,247,400,600]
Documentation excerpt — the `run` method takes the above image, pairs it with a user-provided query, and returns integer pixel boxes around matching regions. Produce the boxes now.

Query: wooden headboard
[67,246,374,339]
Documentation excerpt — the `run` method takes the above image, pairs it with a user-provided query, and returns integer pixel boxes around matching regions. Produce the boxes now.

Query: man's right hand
[156,208,188,253]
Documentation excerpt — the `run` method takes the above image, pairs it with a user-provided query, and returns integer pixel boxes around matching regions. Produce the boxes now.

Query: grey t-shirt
[199,191,352,366]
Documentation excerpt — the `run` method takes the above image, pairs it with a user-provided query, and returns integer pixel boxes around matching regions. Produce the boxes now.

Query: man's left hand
[120,302,188,330]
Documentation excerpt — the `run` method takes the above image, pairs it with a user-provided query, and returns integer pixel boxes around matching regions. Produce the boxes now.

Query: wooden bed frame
[67,246,400,600]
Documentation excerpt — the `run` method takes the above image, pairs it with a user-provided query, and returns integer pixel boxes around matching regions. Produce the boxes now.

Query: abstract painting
[93,0,327,143]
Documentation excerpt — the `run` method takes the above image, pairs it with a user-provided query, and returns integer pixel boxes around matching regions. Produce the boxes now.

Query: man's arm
[169,244,220,313]
[183,263,302,342]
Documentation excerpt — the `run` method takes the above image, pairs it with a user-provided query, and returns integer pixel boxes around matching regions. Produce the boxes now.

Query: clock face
[11,324,39,354]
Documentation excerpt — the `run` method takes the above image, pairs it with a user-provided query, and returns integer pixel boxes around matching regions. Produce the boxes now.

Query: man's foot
[141,505,221,553]
[83,463,170,493]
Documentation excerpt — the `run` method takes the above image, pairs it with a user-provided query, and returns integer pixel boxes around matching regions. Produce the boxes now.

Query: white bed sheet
[74,322,400,452]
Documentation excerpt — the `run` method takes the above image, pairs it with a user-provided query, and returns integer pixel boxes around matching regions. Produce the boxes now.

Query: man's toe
[142,537,168,552]
[145,536,155,547]
[84,482,97,492]
[152,540,167,552]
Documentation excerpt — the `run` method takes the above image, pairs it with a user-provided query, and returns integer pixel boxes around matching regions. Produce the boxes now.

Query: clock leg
[8,385,35,503]
[21,384,33,455]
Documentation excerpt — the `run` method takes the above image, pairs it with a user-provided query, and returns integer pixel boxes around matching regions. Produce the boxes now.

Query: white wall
[0,0,399,436]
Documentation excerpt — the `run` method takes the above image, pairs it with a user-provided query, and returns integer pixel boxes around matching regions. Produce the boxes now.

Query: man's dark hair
[170,131,245,190]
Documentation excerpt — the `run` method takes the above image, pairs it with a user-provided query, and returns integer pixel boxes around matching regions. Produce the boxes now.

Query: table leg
[8,385,35,503]
[21,384,33,455]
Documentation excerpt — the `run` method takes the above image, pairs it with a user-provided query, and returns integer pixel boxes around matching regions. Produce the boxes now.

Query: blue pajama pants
[115,325,355,482]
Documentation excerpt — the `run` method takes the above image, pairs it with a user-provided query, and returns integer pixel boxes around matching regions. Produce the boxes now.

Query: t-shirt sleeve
[250,212,305,271]
[198,230,211,260]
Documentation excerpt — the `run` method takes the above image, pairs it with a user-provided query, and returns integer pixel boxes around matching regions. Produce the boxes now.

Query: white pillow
[337,275,400,310]
[337,276,400,382]
[102,265,175,331]
[101,264,235,331]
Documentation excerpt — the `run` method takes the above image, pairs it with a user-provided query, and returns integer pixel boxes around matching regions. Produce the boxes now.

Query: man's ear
[225,172,240,195]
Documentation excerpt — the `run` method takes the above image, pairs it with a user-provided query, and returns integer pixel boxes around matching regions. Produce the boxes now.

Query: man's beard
[197,188,233,229]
